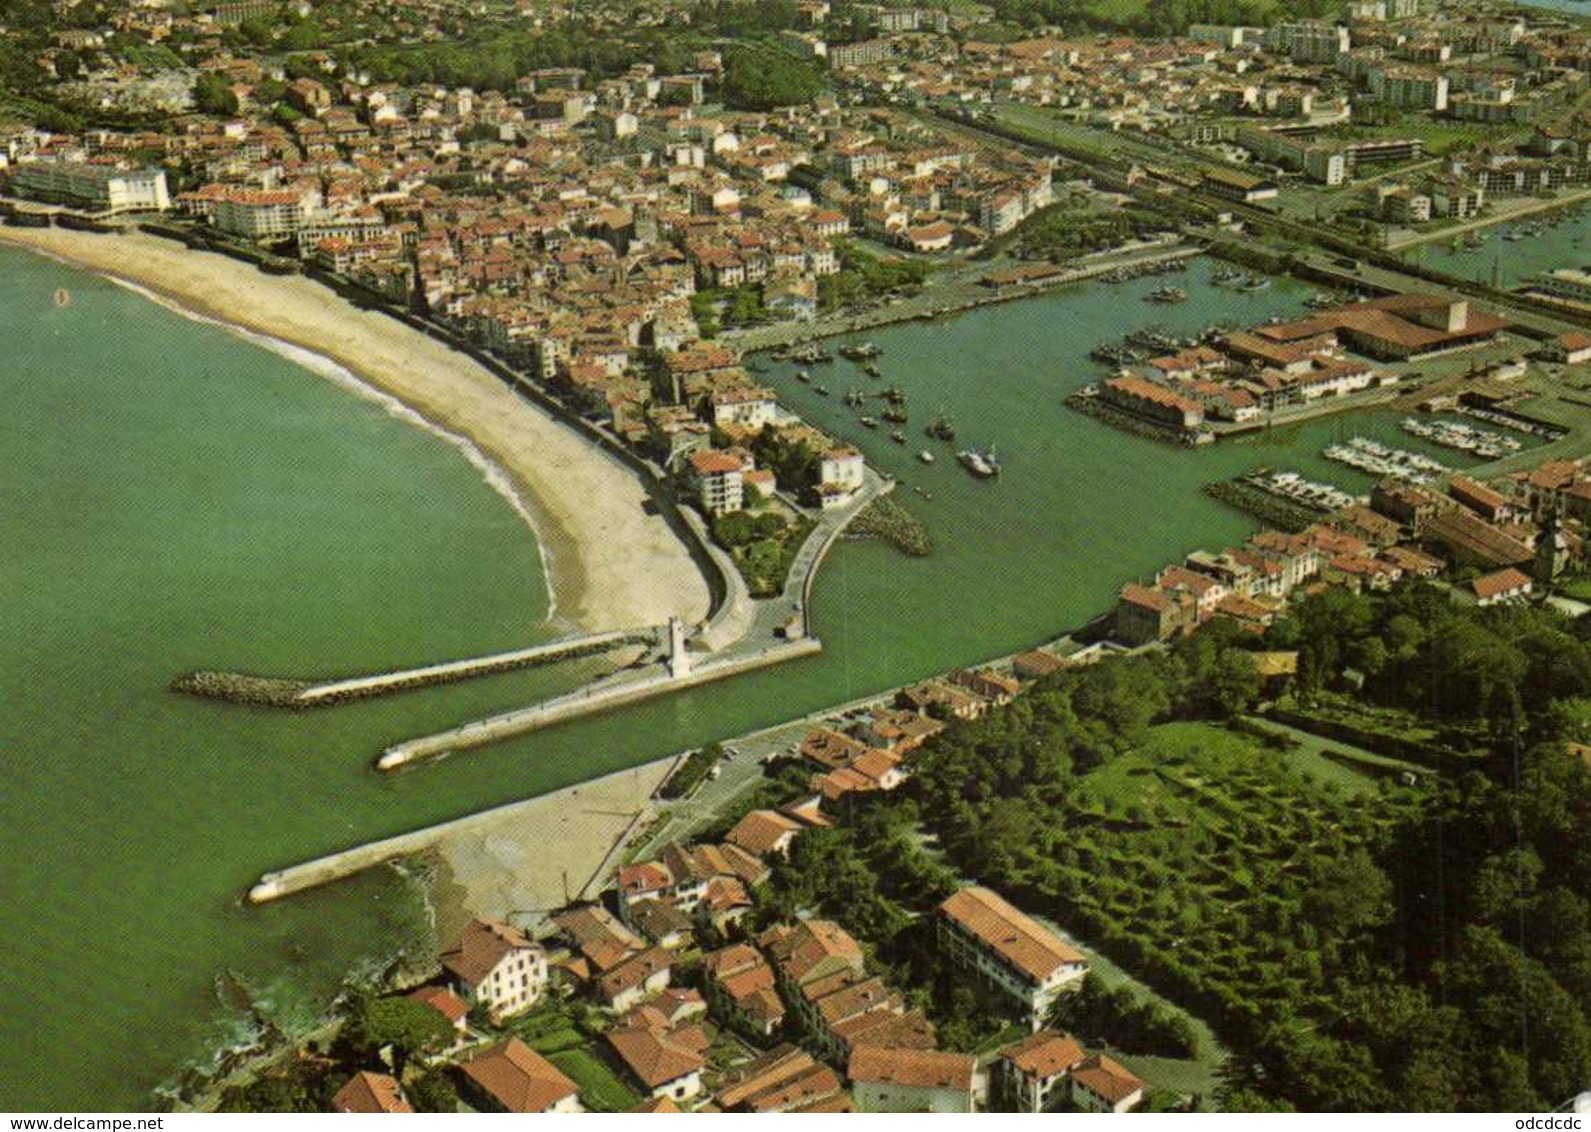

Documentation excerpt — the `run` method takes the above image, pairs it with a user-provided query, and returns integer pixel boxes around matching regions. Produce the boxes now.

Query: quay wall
[800,477,896,632]
[375,638,824,772]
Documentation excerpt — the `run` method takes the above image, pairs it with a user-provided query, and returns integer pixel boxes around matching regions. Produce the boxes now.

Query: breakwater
[1202,479,1318,533]
[1065,390,1210,446]
[846,495,932,556]
[173,628,655,709]
[375,638,824,772]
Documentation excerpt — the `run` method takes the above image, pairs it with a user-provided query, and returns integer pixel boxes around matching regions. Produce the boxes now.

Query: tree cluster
[906,585,1591,1110]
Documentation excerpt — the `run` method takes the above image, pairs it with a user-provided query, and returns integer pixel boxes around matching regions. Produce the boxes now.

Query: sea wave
[102,275,561,619]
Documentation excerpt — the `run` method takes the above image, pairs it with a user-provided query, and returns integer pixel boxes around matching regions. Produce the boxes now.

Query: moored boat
[957,447,1000,478]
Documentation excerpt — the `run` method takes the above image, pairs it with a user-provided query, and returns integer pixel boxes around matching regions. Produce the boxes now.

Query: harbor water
[1402,202,1591,289]
[0,248,1517,1110]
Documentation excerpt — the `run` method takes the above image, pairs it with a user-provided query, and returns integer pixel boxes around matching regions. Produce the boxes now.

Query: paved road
[628,688,900,860]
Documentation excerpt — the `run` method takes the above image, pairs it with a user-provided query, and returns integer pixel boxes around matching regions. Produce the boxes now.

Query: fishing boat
[918,450,935,463]
[864,363,883,378]
[927,414,957,443]
[797,370,811,383]
[957,447,1000,478]
[891,430,906,444]
[1146,286,1188,304]
[859,416,878,428]
[815,384,831,396]
[882,407,908,424]
[792,344,833,364]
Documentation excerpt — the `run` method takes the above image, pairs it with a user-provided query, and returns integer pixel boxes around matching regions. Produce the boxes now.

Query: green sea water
[0,248,1514,1111]
[1402,203,1591,288]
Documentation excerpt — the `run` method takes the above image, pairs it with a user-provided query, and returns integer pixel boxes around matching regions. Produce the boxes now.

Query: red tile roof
[333,1071,412,1114]
[606,1025,707,1089]
[441,918,536,988]
[725,809,803,856]
[1002,1031,1086,1079]
[847,1046,975,1092]
[1472,566,1532,600]
[1120,582,1170,612]
[689,449,742,475]
[1072,1053,1143,1106]
[459,1039,578,1114]
[938,886,1084,983]
[406,984,469,1024]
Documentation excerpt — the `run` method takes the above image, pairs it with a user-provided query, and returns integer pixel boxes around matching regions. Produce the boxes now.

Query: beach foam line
[102,273,561,620]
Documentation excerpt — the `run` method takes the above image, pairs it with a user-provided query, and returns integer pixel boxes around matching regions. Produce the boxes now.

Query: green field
[547,1048,641,1113]
[1560,574,1591,602]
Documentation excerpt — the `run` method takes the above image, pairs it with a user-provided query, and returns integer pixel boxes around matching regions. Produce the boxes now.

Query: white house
[818,445,865,504]
[606,1025,706,1103]
[688,448,745,515]
[1070,1054,1145,1113]
[937,886,1087,1029]
[440,917,548,1022]
[597,947,674,1014]
[1471,566,1533,606]
[709,386,778,430]
[995,1031,1086,1114]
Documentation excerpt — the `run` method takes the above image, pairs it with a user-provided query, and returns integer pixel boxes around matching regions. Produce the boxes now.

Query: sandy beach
[0,225,709,634]
[426,756,676,937]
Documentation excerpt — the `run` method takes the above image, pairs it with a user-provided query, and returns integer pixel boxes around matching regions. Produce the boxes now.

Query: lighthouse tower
[666,617,692,679]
